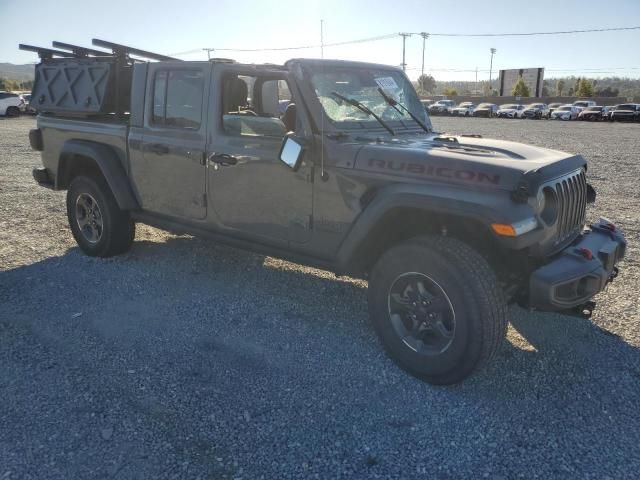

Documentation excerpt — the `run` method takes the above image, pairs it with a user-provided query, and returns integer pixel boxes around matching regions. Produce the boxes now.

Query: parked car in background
[600,106,615,121]
[496,104,525,118]
[472,103,498,117]
[0,91,23,117]
[610,104,640,122]
[428,99,455,115]
[578,106,607,121]
[550,104,579,121]
[548,103,562,116]
[573,100,597,112]
[420,99,435,111]
[522,103,550,119]
[21,93,37,114]
[450,102,476,116]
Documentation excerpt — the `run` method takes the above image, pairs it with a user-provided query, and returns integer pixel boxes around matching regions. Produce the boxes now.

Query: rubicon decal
[368,159,500,185]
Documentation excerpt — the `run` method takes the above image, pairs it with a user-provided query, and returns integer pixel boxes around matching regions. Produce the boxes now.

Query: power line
[170,26,639,56]
[423,26,640,37]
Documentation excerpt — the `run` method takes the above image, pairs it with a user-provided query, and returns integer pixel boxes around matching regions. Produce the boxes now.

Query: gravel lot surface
[1,115,639,479]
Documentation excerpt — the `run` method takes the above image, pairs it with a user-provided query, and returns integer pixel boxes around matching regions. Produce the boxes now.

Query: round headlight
[540,187,558,225]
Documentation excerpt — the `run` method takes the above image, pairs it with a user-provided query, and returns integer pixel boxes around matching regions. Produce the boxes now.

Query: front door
[133,64,209,220]
[207,68,312,245]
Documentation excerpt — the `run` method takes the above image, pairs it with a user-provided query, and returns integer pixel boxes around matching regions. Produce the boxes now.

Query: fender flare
[58,139,139,210]
[334,183,536,274]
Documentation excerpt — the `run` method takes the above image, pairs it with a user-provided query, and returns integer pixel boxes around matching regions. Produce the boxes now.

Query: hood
[498,108,518,113]
[353,134,585,191]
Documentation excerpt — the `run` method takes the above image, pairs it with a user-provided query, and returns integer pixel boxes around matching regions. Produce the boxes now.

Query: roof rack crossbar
[52,41,111,57]
[18,44,78,59]
[92,38,178,62]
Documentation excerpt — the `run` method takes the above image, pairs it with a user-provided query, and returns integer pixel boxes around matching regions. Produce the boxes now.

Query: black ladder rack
[52,41,111,57]
[19,38,180,118]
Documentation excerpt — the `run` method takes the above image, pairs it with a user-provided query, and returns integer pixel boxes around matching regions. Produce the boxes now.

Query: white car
[573,100,596,112]
[450,102,476,116]
[496,104,526,118]
[0,92,24,117]
[428,99,456,115]
[550,104,579,121]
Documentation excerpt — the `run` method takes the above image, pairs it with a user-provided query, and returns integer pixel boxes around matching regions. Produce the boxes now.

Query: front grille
[553,169,587,243]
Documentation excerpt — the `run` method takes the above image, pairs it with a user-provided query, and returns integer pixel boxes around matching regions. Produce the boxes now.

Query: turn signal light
[491,224,516,237]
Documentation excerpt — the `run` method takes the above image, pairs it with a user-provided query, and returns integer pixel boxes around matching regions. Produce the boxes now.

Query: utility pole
[203,48,214,60]
[320,20,324,59]
[420,32,429,78]
[475,67,478,95]
[489,48,496,95]
[399,33,411,71]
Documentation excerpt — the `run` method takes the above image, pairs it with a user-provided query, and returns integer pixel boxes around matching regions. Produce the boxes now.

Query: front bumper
[529,218,626,311]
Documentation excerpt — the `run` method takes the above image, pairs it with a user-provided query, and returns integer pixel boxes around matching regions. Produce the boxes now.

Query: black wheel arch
[334,183,534,276]
[57,140,139,211]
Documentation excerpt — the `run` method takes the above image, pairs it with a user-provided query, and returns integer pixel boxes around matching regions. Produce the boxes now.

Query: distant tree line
[419,75,639,101]
[0,78,34,91]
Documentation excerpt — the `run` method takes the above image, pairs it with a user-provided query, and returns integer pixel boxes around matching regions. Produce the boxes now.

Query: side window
[151,69,203,129]
[221,74,292,138]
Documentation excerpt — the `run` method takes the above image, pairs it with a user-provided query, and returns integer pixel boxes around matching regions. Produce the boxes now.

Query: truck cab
[24,39,626,385]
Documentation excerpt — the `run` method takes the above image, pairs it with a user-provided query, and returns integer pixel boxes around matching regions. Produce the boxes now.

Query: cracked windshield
[311,67,426,128]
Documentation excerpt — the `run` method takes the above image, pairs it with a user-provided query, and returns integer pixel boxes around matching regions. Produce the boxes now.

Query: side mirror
[278,134,305,171]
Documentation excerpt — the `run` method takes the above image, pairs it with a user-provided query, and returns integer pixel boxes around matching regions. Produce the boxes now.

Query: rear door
[132,63,210,219]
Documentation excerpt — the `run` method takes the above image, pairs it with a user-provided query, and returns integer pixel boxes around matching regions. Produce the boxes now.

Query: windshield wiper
[377,87,430,133]
[330,91,395,136]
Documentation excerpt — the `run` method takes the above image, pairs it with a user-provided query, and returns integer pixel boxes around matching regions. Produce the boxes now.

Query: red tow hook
[577,247,593,260]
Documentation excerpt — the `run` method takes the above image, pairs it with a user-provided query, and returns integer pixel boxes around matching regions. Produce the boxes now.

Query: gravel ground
[1,115,639,479]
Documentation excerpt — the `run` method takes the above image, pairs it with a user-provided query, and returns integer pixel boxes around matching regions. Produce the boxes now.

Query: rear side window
[151,69,203,129]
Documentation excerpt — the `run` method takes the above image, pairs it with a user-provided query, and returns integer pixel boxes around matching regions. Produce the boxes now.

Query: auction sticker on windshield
[374,77,400,91]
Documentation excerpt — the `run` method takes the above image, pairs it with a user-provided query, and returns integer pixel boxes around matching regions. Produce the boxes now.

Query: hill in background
[0,63,35,83]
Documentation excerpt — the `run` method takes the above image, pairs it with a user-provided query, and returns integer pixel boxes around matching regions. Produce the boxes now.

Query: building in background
[498,68,545,97]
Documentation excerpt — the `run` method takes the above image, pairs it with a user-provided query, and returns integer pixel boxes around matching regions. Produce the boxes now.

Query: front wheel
[67,175,135,257]
[368,236,508,385]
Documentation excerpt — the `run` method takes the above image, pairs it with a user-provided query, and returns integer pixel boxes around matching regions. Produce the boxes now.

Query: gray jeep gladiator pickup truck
[22,40,626,384]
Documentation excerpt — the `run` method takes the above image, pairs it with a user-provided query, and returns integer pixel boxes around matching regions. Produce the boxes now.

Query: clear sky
[1,0,639,81]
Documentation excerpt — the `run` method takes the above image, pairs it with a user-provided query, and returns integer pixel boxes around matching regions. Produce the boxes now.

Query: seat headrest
[225,76,248,112]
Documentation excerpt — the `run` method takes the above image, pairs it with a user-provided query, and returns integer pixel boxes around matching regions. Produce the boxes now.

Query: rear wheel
[6,106,20,117]
[368,236,508,385]
[66,175,135,257]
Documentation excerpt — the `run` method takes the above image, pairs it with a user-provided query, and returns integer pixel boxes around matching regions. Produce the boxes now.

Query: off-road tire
[368,235,508,385]
[67,175,135,257]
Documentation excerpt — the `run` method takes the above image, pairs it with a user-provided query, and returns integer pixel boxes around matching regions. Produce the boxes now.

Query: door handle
[208,153,238,166]
[148,143,169,155]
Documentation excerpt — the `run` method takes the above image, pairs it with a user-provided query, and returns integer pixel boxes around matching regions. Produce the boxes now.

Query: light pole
[420,32,429,78]
[399,33,411,71]
[320,19,324,59]
[489,48,496,95]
